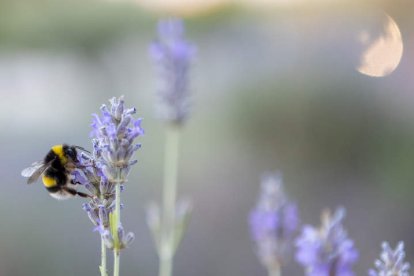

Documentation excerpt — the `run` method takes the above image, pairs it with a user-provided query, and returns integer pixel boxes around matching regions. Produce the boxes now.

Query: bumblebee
[21,144,91,200]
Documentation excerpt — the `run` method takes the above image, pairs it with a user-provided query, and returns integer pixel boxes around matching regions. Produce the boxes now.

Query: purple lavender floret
[249,172,300,268]
[295,208,359,276]
[369,241,410,276]
[150,18,196,125]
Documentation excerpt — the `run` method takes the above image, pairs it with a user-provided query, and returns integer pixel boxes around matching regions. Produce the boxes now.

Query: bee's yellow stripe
[52,144,67,164]
[42,175,57,188]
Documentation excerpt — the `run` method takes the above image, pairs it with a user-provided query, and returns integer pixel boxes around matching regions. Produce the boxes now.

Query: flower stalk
[159,125,180,276]
[100,236,108,276]
[113,168,122,276]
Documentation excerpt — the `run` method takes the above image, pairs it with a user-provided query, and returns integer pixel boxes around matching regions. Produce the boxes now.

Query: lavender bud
[98,205,109,228]
[101,165,115,181]
[114,225,135,249]
[99,179,110,195]
[250,172,299,269]
[295,207,358,276]
[117,116,131,134]
[117,226,125,242]
[82,202,92,212]
[123,232,135,248]
[114,97,124,120]
[102,230,114,249]
[71,170,88,185]
[125,107,136,115]
[84,183,97,195]
[83,204,99,226]
[369,241,410,276]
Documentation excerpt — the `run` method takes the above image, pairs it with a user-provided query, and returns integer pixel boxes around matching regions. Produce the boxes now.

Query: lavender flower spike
[296,207,359,276]
[150,18,196,125]
[82,96,143,242]
[74,96,143,276]
[91,96,144,182]
[369,241,410,276]
[249,172,300,271]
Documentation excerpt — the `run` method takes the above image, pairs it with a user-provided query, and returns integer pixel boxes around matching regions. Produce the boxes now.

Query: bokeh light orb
[356,13,403,77]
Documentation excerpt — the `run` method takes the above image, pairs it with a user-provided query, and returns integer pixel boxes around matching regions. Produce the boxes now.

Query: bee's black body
[43,146,70,193]
[22,144,90,200]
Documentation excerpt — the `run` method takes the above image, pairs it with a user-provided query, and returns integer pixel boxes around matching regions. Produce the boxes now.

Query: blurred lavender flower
[149,18,195,276]
[249,172,300,271]
[369,241,410,276]
[78,96,143,250]
[150,18,196,125]
[295,208,358,276]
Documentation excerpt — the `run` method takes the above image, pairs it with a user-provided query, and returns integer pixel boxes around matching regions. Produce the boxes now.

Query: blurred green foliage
[0,0,152,50]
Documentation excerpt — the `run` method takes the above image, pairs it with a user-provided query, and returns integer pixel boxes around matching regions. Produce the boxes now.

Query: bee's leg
[76,191,92,198]
[63,187,92,198]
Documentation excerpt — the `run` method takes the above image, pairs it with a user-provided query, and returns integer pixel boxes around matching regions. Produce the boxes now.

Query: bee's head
[64,145,79,163]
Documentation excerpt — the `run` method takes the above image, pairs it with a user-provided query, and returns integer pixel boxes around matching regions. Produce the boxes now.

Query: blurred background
[1,0,414,275]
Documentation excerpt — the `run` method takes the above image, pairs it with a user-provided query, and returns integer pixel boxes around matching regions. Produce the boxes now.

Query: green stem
[159,125,180,276]
[113,250,120,276]
[100,230,107,276]
[113,170,122,276]
[115,179,121,236]
[159,254,173,276]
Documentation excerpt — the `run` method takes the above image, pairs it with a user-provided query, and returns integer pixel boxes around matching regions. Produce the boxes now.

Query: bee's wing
[21,161,50,184]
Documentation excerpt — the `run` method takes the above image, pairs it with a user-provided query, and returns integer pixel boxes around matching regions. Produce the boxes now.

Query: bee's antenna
[74,146,91,154]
